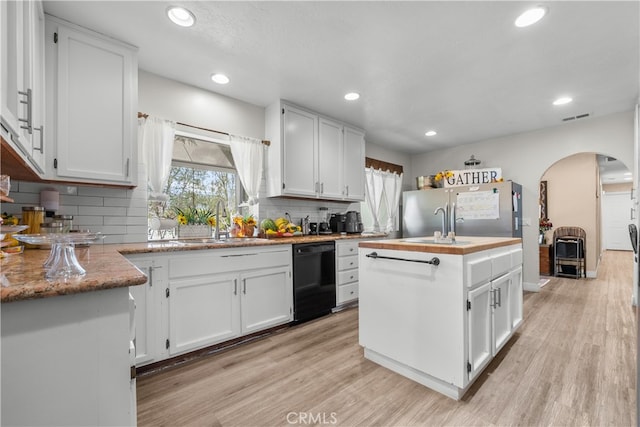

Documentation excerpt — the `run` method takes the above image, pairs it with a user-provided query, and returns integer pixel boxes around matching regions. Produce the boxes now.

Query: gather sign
[443,167,503,188]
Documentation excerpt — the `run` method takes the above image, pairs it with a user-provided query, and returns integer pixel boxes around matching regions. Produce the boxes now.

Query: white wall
[411,110,634,290]
[138,70,265,139]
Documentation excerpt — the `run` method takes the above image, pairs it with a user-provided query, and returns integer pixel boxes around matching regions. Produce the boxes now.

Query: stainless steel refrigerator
[402,181,523,238]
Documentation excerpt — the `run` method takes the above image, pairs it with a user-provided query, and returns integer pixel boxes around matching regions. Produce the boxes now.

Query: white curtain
[382,171,403,233]
[229,134,264,205]
[364,167,385,232]
[138,116,176,201]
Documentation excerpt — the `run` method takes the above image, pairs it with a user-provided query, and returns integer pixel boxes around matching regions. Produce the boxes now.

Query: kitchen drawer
[338,268,359,285]
[466,255,492,288]
[491,249,512,278]
[338,255,358,271]
[337,282,358,304]
[337,240,359,257]
[169,247,291,278]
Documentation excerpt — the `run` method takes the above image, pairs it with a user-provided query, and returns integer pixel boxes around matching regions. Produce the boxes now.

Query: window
[148,132,241,240]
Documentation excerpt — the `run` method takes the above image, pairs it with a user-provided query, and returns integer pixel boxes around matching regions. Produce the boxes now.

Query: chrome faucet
[434,207,446,236]
[215,200,228,240]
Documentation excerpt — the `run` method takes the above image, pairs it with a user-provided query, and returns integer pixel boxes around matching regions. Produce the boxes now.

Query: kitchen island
[1,246,147,426]
[358,236,522,400]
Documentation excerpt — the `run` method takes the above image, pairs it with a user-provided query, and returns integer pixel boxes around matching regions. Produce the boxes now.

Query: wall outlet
[522,217,531,226]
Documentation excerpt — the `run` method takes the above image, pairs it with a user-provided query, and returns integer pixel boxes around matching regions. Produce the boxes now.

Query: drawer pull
[350,275,354,280]
[349,262,354,266]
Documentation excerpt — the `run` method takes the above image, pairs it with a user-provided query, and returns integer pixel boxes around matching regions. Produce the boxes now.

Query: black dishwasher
[292,242,336,323]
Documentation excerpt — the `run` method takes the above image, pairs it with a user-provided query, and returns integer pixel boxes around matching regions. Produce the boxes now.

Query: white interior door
[602,191,633,251]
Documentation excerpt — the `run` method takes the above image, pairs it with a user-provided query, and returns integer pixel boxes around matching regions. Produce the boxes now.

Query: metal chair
[553,226,586,278]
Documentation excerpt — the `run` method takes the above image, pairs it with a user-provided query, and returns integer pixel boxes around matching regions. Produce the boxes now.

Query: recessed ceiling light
[211,73,230,84]
[344,92,360,101]
[553,96,573,106]
[167,6,196,27]
[624,172,633,176]
[515,6,547,28]
[425,130,437,137]
[624,177,633,181]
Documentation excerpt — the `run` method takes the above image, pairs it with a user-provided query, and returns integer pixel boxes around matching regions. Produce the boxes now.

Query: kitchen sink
[401,238,471,245]
[174,237,268,245]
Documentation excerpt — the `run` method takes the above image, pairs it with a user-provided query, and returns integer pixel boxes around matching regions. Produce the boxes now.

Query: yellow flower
[207,216,216,227]
[177,214,187,225]
[233,216,244,226]
[434,170,453,181]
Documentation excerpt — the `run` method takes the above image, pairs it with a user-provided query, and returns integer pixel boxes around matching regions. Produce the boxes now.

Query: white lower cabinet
[169,272,241,355]
[335,238,368,306]
[467,246,523,382]
[241,266,292,334]
[127,245,293,365]
[467,282,492,381]
[127,255,167,366]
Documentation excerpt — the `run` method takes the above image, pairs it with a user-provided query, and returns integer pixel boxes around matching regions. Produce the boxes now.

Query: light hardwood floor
[137,250,636,426]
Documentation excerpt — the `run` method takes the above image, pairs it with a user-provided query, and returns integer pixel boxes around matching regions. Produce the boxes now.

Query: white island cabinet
[358,237,523,400]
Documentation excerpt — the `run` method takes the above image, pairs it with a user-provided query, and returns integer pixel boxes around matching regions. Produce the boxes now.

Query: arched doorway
[538,152,632,281]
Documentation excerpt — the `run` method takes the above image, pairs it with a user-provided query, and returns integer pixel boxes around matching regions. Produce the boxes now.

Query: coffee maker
[330,213,346,233]
[345,211,363,234]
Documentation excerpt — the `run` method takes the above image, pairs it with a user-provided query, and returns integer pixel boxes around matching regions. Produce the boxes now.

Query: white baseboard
[523,281,540,292]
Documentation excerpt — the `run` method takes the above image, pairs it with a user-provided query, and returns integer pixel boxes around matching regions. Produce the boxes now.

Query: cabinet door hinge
[466,299,471,311]
[282,108,285,115]
[467,361,472,373]
[165,288,170,298]
[290,307,293,315]
[53,158,58,169]
[165,339,170,349]
[54,32,58,43]
[282,182,285,190]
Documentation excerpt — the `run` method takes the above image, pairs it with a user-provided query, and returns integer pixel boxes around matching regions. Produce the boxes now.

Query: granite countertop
[1,233,386,303]
[0,245,147,303]
[359,236,522,255]
[116,232,386,255]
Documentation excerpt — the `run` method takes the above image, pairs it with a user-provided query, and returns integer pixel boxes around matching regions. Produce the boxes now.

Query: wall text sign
[443,168,502,188]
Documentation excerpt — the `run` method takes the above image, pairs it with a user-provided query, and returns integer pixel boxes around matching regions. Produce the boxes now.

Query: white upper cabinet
[265,100,365,201]
[318,117,343,199]
[45,16,138,186]
[280,104,318,197]
[342,126,365,201]
[1,0,46,174]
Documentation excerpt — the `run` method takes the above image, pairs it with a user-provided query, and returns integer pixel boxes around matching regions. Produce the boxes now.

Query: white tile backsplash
[1,166,149,244]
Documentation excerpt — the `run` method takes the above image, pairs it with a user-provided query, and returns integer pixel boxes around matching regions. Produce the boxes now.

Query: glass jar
[53,215,73,233]
[41,222,64,234]
[22,206,45,234]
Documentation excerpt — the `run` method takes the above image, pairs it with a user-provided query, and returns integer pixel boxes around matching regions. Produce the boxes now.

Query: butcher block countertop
[359,236,522,255]
[1,233,386,303]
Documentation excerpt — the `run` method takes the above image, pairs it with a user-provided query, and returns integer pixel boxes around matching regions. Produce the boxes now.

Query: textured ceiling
[43,1,639,155]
